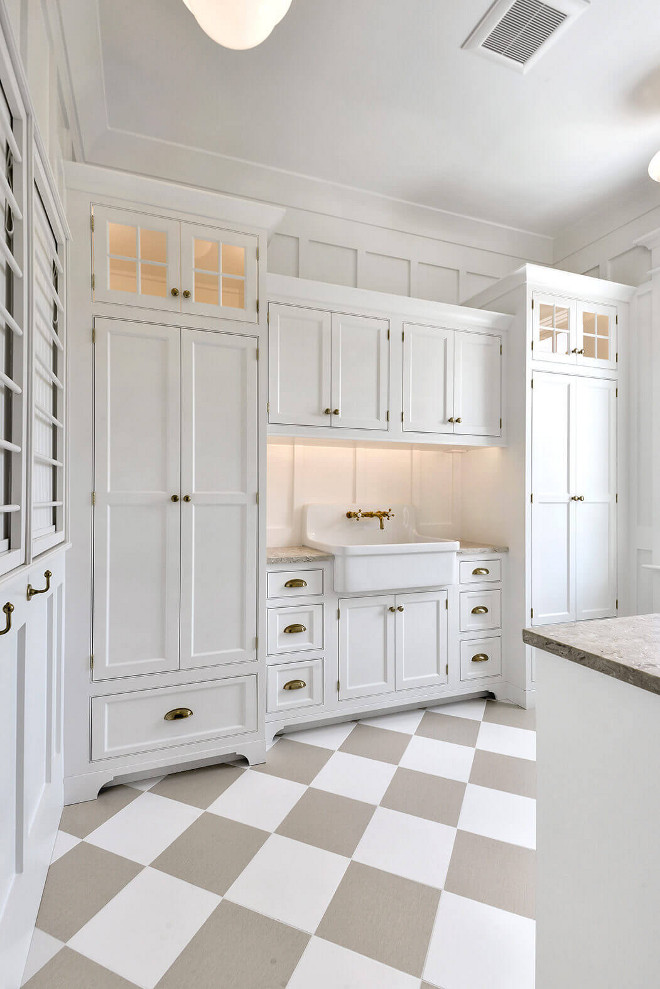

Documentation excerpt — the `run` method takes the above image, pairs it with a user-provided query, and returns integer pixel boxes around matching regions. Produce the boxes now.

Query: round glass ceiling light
[648,151,660,182]
[182,0,293,50]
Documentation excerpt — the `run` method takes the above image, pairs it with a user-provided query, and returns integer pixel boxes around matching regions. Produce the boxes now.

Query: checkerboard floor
[23,697,536,988]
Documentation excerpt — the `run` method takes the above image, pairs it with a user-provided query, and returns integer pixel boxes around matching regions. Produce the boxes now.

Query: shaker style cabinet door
[331,313,389,430]
[179,329,258,670]
[93,318,181,679]
[453,331,502,436]
[402,323,454,433]
[268,304,332,426]
[92,205,181,310]
[338,596,395,701]
[395,590,448,690]
[179,221,258,322]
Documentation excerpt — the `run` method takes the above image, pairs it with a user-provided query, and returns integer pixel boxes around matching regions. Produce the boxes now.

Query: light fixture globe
[182,0,293,50]
[649,150,660,183]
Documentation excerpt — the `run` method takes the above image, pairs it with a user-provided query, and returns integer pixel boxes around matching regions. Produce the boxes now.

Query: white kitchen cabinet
[533,293,617,371]
[454,330,502,436]
[331,312,389,429]
[395,589,448,690]
[338,595,395,700]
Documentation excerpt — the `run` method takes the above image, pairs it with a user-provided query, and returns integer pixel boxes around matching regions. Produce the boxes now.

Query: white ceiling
[67,0,660,236]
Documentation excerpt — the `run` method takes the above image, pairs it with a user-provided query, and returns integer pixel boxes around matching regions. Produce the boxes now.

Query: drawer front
[459,589,502,632]
[460,637,502,681]
[267,659,324,713]
[267,604,324,655]
[91,676,258,760]
[459,559,502,584]
[267,568,324,599]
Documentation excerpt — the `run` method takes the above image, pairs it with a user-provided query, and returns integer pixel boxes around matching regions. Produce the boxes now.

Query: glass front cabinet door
[532,292,617,370]
[92,206,258,322]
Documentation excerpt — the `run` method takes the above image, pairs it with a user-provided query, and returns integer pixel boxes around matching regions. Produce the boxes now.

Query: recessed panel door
[395,590,448,690]
[180,330,258,670]
[339,596,395,701]
[268,304,331,426]
[531,372,575,625]
[179,221,258,322]
[402,323,454,433]
[574,377,617,620]
[331,313,389,430]
[93,319,181,679]
[454,331,502,436]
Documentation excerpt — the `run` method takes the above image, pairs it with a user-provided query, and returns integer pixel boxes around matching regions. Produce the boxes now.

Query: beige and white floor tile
[381,767,466,827]
[400,734,475,782]
[423,891,535,989]
[284,720,358,750]
[276,787,375,857]
[49,829,81,863]
[125,775,165,793]
[339,723,411,764]
[254,737,332,784]
[429,697,487,721]
[85,791,202,866]
[458,783,536,850]
[360,708,425,734]
[477,720,536,761]
[22,947,138,988]
[416,710,480,747]
[353,806,456,889]
[149,763,243,809]
[288,935,421,989]
[311,749,397,804]
[469,747,536,798]
[224,833,349,933]
[444,830,535,918]
[484,700,536,731]
[68,868,219,989]
[21,929,63,985]
[206,767,306,831]
[58,785,139,839]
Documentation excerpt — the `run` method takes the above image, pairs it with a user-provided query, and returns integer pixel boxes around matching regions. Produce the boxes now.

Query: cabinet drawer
[267,659,324,713]
[459,559,502,584]
[267,568,324,599]
[91,675,258,760]
[459,589,501,632]
[267,604,324,655]
[460,637,502,681]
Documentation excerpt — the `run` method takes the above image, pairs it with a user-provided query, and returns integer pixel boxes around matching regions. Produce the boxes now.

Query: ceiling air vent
[462,0,589,72]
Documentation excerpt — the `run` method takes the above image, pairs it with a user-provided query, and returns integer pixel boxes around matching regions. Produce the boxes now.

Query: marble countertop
[523,614,660,696]
[457,540,508,555]
[267,540,507,565]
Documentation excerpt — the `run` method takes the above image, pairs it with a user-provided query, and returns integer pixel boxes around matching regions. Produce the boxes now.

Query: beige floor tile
[157,900,309,988]
[444,830,535,918]
[149,763,245,809]
[317,862,440,977]
[277,787,375,857]
[22,948,138,988]
[254,737,332,784]
[381,768,466,827]
[36,843,141,941]
[59,786,139,839]
[152,813,268,895]
[469,748,536,798]
[416,711,480,747]
[483,700,536,731]
[339,724,410,765]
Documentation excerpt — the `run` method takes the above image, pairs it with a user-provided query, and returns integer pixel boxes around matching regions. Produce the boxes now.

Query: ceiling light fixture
[648,151,660,183]
[182,0,293,50]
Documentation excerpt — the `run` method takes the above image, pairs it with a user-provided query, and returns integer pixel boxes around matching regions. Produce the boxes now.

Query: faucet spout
[359,509,395,530]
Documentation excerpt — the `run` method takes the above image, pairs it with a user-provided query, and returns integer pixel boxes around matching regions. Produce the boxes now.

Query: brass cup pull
[170,287,180,297]
[182,290,191,299]
[448,417,455,423]
[455,417,462,423]
[284,578,307,588]
[333,409,340,415]
[27,570,52,601]
[472,567,490,576]
[0,602,14,635]
[171,494,180,502]
[183,495,191,503]
[472,653,489,663]
[283,679,307,691]
[324,408,332,415]
[283,623,306,634]
[397,605,404,612]
[471,605,489,615]
[164,707,193,721]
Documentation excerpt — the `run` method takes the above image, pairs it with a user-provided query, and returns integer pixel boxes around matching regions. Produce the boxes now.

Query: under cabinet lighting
[182,0,293,50]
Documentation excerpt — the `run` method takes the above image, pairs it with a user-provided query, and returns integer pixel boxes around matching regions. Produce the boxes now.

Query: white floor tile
[477,721,536,762]
[284,721,358,750]
[50,829,81,863]
[126,775,165,792]
[458,784,536,850]
[225,833,349,933]
[360,709,425,734]
[353,806,456,889]
[288,936,420,989]
[399,734,475,782]
[207,769,306,831]
[69,868,220,989]
[311,750,397,805]
[85,791,202,865]
[424,892,535,989]
[429,697,487,721]
[21,929,63,985]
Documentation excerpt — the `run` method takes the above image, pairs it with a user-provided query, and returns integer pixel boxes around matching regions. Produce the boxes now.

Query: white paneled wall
[267,438,464,547]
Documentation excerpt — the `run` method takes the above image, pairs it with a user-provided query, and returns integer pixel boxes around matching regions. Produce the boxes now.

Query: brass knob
[283,623,306,634]
[183,495,191,502]
[448,417,455,423]
[472,653,489,663]
[578,348,585,355]
[284,578,307,588]
[182,290,191,299]
[171,288,180,297]
[471,605,489,615]
[455,417,462,423]
[324,408,332,415]
[333,409,340,415]
[27,570,52,601]
[397,605,404,612]
[283,679,306,691]
[472,567,490,576]
[571,347,578,354]
[578,495,584,501]
[171,494,180,502]
[0,602,14,635]
[164,707,193,721]
[389,606,396,612]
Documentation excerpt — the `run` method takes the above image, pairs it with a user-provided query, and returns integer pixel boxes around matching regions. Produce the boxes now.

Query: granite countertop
[523,614,660,696]
[457,540,508,555]
[266,545,333,564]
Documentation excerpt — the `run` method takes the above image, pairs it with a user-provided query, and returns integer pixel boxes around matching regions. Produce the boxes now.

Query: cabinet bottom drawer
[267,659,324,714]
[460,637,502,681]
[92,675,258,760]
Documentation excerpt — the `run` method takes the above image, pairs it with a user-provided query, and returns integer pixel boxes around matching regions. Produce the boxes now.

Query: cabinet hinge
[256,346,259,360]
[616,599,619,610]
[256,492,259,505]
[500,343,503,355]
[530,493,533,503]
[387,328,390,340]
[91,273,95,291]
[91,491,96,506]
[90,654,94,670]
[256,299,260,316]
[401,411,404,423]
[386,410,390,422]
[531,340,534,351]
[530,608,534,619]
[255,636,259,649]
[267,401,270,414]
[256,246,260,262]
[337,607,340,620]
[616,493,618,503]
[90,213,94,232]
[531,378,534,388]
[445,598,448,609]
[616,352,618,362]
[531,298,535,310]
[499,417,502,429]
[91,326,96,344]
[445,663,449,674]
[616,387,618,398]
[616,314,618,325]
[402,330,405,342]
[337,680,340,693]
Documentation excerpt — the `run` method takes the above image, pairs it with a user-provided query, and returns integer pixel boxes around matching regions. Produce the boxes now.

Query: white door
[268,304,331,426]
[402,323,454,433]
[576,302,617,371]
[93,319,181,679]
[532,294,576,364]
[180,330,258,670]
[331,313,389,430]
[531,372,575,625]
[179,221,258,323]
[0,596,22,919]
[395,590,448,690]
[574,377,617,620]
[92,205,181,311]
[454,331,502,436]
[339,596,395,701]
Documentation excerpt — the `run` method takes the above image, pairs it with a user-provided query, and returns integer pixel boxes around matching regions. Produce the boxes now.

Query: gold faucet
[346,508,395,531]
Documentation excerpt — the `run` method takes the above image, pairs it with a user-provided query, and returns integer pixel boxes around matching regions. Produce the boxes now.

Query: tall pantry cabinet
[64,163,284,802]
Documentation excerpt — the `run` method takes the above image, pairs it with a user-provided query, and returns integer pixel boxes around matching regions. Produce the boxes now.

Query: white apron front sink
[304,504,459,592]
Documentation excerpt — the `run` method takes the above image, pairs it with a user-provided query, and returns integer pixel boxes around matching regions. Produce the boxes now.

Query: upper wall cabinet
[532,293,617,371]
[269,303,389,431]
[92,205,258,322]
